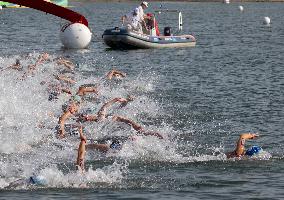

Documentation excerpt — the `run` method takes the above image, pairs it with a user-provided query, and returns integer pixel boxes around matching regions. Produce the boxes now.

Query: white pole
[178,11,183,31]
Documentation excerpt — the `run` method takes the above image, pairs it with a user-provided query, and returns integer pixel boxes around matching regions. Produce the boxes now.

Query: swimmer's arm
[141,131,164,139]
[240,133,259,140]
[77,85,99,96]
[96,98,129,119]
[97,98,121,117]
[79,114,98,122]
[112,115,143,131]
[58,111,72,138]
[76,139,86,172]
[54,74,76,84]
[77,126,87,172]
[106,69,126,80]
[1,64,19,72]
[61,88,72,95]
[56,59,75,71]
[235,133,259,156]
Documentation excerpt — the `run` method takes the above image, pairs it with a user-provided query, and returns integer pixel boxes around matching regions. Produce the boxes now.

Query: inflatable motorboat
[102,11,196,49]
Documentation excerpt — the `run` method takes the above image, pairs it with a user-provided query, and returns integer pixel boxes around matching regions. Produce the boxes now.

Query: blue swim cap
[245,146,262,156]
[29,176,47,185]
[110,141,122,150]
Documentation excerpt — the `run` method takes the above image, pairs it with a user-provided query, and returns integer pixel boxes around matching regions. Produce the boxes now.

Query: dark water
[0,2,284,199]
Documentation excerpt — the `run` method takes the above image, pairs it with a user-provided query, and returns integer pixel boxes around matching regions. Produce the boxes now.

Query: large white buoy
[0,5,3,10]
[263,17,271,25]
[60,23,92,49]
[239,5,244,12]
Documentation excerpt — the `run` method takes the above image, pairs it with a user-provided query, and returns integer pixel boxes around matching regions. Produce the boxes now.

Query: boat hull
[102,27,196,49]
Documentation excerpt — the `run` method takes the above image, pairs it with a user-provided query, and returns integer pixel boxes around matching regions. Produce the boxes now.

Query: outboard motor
[164,27,172,36]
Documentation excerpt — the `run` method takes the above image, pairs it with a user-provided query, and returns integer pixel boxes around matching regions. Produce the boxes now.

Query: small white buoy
[60,23,92,49]
[224,0,230,4]
[239,5,244,12]
[263,17,271,25]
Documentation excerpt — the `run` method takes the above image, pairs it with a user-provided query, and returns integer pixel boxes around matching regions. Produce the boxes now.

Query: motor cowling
[164,27,172,36]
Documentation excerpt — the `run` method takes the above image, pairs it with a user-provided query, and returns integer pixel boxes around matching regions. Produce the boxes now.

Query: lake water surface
[0,2,284,199]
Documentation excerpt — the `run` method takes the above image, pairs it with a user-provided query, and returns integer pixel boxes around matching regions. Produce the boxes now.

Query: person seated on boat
[121,12,132,27]
[121,8,141,32]
[130,8,141,31]
[144,13,160,36]
[226,133,262,158]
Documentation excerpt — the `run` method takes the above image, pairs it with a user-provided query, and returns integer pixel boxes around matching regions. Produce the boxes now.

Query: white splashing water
[0,53,270,189]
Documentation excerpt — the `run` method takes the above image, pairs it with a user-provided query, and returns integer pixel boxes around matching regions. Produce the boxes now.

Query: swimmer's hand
[251,133,259,139]
[240,133,259,140]
[57,130,65,139]
[76,164,85,174]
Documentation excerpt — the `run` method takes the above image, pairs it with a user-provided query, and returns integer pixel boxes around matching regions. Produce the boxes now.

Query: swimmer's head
[29,175,47,185]
[245,145,262,156]
[15,59,21,65]
[127,95,135,101]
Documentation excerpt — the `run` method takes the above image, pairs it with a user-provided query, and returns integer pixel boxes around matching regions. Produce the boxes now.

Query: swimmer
[57,85,99,138]
[106,69,126,80]
[76,84,99,97]
[58,100,80,138]
[76,116,164,172]
[45,73,76,101]
[75,126,133,172]
[4,175,47,189]
[56,57,75,71]
[1,59,22,72]
[22,52,49,78]
[54,74,76,85]
[226,133,260,158]
[78,96,134,122]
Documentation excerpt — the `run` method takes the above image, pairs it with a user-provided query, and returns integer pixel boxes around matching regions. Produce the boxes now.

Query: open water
[0,1,284,199]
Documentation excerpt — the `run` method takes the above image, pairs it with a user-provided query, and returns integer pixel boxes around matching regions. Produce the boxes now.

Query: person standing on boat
[135,1,149,33]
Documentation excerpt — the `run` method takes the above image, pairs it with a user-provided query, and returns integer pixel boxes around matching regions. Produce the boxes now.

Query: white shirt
[137,5,144,22]
[131,15,139,28]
